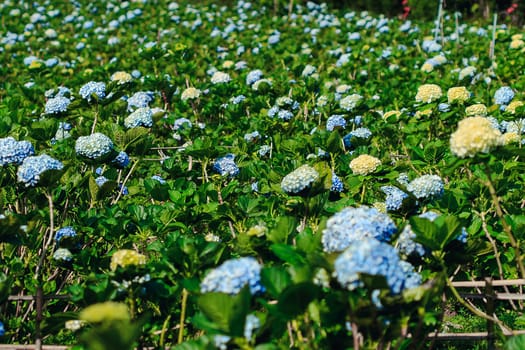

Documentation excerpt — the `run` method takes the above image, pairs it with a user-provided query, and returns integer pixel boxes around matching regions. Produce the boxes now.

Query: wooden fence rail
[2,279,525,349]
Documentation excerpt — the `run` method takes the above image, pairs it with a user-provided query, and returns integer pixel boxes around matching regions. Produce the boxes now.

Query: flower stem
[178,288,189,344]
[482,163,525,279]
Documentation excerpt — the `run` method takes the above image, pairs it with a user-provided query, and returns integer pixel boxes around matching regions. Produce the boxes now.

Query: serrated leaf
[197,287,250,337]
[261,267,292,298]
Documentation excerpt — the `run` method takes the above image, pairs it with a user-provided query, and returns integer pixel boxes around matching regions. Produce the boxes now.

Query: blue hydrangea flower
[326,115,346,131]
[230,95,246,105]
[258,145,271,157]
[124,107,153,129]
[438,103,451,112]
[330,172,344,192]
[406,174,444,200]
[277,110,293,121]
[151,175,166,184]
[397,173,410,186]
[244,314,261,340]
[75,133,114,160]
[173,118,192,131]
[494,86,514,106]
[244,131,260,142]
[343,127,372,148]
[200,256,264,295]
[213,154,239,177]
[334,237,420,294]
[127,91,154,111]
[381,186,409,212]
[246,69,263,85]
[0,321,4,336]
[53,248,73,262]
[0,137,34,166]
[45,96,70,114]
[322,206,397,253]
[281,164,319,195]
[95,176,108,187]
[112,151,130,168]
[55,226,76,243]
[17,154,63,187]
[79,81,106,102]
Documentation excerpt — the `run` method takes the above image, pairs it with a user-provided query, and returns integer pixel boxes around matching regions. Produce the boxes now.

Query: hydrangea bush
[0,0,524,348]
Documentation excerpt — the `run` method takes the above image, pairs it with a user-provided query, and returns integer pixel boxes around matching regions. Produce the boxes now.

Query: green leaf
[260,267,292,298]
[270,244,305,266]
[276,282,320,319]
[326,131,343,153]
[409,217,440,251]
[505,334,525,350]
[197,286,251,337]
[267,216,297,244]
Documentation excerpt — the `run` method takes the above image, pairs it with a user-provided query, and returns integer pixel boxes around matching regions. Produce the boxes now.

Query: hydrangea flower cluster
[322,206,397,253]
[55,226,77,244]
[450,116,504,158]
[494,86,515,106]
[110,71,132,84]
[280,164,319,195]
[79,81,106,102]
[124,107,153,129]
[75,133,114,160]
[349,154,381,175]
[465,103,487,116]
[246,69,263,86]
[53,248,73,262]
[213,154,239,177]
[406,174,444,200]
[267,96,300,121]
[173,118,193,131]
[339,94,363,111]
[334,237,421,294]
[127,91,154,111]
[210,71,231,84]
[447,86,470,104]
[381,185,409,211]
[110,249,147,271]
[17,154,63,187]
[112,151,130,168]
[0,137,34,166]
[330,172,344,193]
[326,115,346,131]
[343,127,372,148]
[45,96,71,114]
[181,87,201,101]
[415,84,442,103]
[200,256,264,295]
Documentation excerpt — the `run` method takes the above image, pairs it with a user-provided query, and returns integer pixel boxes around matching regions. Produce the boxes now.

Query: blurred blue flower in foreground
[322,206,397,253]
[17,154,63,187]
[0,137,34,166]
[200,256,264,295]
[334,237,421,294]
[213,154,239,177]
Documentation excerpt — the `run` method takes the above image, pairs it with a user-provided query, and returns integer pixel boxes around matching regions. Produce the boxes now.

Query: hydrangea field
[1,0,525,349]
